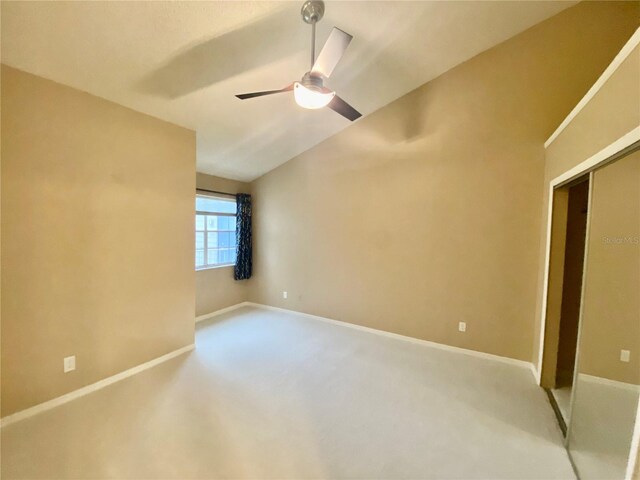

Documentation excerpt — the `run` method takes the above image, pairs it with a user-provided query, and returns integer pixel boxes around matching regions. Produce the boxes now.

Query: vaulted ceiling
[1,1,575,181]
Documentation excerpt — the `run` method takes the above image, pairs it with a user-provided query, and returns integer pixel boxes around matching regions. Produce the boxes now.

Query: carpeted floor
[1,306,574,479]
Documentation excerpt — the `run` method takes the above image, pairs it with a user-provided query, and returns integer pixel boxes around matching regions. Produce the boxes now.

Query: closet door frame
[537,128,640,384]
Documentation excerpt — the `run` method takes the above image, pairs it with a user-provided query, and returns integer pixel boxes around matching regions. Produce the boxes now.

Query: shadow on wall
[286,87,442,180]
[355,89,436,147]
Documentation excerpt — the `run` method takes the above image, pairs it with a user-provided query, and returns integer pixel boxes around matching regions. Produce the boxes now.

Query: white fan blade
[311,27,353,78]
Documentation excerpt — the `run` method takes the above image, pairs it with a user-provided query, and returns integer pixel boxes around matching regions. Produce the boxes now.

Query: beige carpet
[1,306,574,479]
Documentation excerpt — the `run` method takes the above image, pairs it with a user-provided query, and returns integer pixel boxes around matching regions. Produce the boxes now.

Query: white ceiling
[1,1,575,181]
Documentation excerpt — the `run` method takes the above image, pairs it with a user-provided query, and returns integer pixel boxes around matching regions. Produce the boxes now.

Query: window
[195,194,237,270]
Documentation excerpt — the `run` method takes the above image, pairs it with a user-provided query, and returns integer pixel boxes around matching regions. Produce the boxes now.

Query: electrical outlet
[283,291,288,299]
[620,350,631,363]
[63,355,76,373]
[458,322,466,333]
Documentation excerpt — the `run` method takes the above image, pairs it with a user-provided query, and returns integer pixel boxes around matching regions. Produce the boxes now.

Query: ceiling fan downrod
[301,0,325,69]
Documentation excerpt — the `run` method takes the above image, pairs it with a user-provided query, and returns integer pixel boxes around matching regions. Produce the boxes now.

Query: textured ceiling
[1,1,575,181]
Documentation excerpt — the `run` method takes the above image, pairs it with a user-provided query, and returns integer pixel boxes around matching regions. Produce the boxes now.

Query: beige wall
[537,42,640,370]
[195,173,251,316]
[248,1,639,361]
[1,66,196,417]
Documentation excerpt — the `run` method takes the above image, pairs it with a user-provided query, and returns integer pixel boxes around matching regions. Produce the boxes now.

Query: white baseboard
[195,302,250,323]
[245,302,536,376]
[1,304,544,428]
[0,343,195,428]
[579,373,640,393]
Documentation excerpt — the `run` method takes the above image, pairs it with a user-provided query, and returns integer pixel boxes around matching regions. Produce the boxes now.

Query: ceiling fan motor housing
[301,0,325,24]
[301,72,325,90]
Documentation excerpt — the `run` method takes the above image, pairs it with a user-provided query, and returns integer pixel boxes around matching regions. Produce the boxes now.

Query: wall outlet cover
[283,291,288,299]
[458,322,466,332]
[620,350,631,363]
[63,355,76,373]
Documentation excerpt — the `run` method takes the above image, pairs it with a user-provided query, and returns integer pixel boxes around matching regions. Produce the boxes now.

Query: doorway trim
[536,126,640,385]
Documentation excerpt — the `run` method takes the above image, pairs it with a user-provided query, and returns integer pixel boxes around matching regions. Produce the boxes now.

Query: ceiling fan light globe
[294,82,335,109]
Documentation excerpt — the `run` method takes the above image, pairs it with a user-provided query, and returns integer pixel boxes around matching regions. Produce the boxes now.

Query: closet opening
[539,174,590,433]
[551,177,590,429]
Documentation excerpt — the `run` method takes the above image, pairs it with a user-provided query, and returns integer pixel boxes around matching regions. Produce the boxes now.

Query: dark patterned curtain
[234,193,252,280]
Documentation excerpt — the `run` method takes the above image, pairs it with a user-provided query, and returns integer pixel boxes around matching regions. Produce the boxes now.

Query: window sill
[196,263,235,272]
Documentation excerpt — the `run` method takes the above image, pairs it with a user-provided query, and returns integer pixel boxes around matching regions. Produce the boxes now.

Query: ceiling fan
[235,0,362,121]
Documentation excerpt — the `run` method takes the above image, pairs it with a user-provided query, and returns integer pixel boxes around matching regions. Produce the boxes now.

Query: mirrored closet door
[566,147,640,480]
